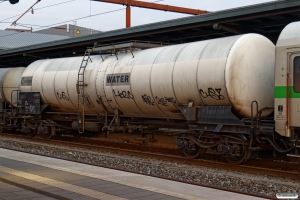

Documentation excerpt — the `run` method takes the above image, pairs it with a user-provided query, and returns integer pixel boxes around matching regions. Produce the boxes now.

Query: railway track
[1,133,299,179]
[0,132,299,199]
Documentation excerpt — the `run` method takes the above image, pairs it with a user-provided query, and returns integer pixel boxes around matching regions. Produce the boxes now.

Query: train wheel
[183,142,206,159]
[225,135,250,164]
[225,146,248,164]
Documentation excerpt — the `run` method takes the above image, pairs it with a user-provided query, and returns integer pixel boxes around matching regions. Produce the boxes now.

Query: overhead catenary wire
[0,0,164,39]
[0,0,77,22]
[0,0,79,38]
[2,26,99,33]
[11,0,42,26]
[23,7,126,29]
[0,8,125,39]
[0,8,128,39]
[15,0,164,28]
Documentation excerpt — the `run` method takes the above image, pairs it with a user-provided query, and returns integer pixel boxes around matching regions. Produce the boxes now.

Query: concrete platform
[0,148,265,200]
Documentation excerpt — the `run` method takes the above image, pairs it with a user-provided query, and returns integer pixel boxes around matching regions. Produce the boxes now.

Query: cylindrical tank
[1,67,25,105]
[21,34,275,118]
[0,68,12,102]
[20,57,100,113]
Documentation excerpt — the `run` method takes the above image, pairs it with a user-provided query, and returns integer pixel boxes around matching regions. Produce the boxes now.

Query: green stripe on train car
[275,86,300,98]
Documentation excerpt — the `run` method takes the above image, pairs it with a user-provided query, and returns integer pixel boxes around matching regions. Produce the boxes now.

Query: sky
[0,0,276,32]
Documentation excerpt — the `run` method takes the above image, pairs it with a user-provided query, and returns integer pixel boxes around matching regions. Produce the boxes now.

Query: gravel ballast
[0,137,299,199]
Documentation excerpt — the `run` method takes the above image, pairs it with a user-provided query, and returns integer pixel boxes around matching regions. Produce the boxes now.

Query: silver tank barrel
[21,34,275,118]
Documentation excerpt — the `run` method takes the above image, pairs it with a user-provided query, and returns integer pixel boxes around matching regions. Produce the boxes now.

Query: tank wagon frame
[1,22,300,164]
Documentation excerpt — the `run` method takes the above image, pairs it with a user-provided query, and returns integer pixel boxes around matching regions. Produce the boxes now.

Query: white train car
[275,22,300,141]
[0,22,299,164]
[20,34,274,119]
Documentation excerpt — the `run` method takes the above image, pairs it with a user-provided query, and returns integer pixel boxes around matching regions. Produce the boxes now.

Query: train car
[0,21,299,164]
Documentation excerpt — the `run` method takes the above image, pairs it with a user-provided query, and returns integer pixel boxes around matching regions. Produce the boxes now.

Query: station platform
[0,148,264,200]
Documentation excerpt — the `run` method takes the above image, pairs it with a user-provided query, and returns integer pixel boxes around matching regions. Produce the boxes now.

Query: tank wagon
[0,21,300,164]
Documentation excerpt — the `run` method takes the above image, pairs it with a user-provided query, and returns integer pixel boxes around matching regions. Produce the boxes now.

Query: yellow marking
[0,165,127,200]
[0,153,197,200]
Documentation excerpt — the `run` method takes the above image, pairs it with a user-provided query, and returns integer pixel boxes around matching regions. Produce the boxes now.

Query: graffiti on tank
[155,96,177,106]
[164,97,177,104]
[113,89,134,99]
[155,96,167,106]
[141,94,155,106]
[199,88,225,100]
[57,92,70,101]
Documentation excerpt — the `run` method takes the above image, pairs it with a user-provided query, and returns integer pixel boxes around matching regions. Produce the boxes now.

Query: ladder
[77,48,92,134]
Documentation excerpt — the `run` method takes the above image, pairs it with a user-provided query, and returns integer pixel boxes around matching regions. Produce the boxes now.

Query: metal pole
[126,5,131,28]
[11,0,41,26]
